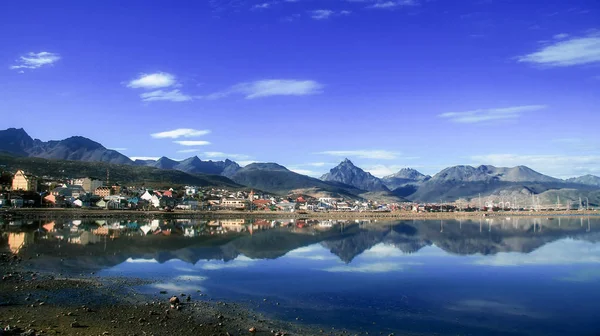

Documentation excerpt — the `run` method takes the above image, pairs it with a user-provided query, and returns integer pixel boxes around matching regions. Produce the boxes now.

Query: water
[2,217,600,335]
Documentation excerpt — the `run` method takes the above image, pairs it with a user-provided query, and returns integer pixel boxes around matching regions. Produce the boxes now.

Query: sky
[1,0,599,179]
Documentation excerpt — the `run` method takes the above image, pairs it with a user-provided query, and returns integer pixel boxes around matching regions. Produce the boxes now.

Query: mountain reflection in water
[1,217,600,335]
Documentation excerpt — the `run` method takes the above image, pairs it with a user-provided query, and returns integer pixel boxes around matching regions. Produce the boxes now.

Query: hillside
[0,128,133,165]
[230,163,365,198]
[0,153,241,188]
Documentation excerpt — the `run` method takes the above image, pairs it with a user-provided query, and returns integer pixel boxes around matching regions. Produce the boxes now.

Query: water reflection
[1,217,600,335]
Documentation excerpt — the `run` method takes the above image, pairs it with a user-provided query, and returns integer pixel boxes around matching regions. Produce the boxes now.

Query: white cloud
[203,152,251,160]
[202,79,323,99]
[368,0,417,9]
[473,239,600,266]
[553,33,569,40]
[174,140,211,146]
[140,89,192,102]
[201,256,255,270]
[309,9,351,20]
[517,33,600,67]
[125,258,157,263]
[127,72,177,89]
[151,128,211,139]
[322,261,420,273]
[253,2,271,9]
[10,51,61,70]
[290,168,320,176]
[238,160,258,166]
[177,149,201,153]
[316,150,399,160]
[129,156,160,161]
[310,9,334,19]
[439,105,546,123]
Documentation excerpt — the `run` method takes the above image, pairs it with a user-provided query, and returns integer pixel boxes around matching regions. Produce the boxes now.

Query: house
[12,170,38,192]
[94,186,112,198]
[72,177,104,193]
[185,186,198,196]
[277,202,296,212]
[221,198,247,210]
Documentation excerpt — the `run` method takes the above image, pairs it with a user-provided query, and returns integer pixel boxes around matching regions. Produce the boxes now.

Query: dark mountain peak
[152,156,179,170]
[0,128,35,155]
[242,162,289,172]
[321,160,388,192]
[59,136,105,150]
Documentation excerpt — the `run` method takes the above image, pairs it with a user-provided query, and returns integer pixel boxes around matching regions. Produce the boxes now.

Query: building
[221,198,247,210]
[94,186,112,198]
[12,170,38,192]
[72,177,103,193]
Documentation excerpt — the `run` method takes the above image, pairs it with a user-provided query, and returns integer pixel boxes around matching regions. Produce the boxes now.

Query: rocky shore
[0,253,324,336]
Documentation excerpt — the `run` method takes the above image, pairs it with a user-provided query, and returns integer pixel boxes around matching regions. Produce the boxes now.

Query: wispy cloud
[204,152,251,160]
[126,72,194,102]
[368,0,418,9]
[322,261,419,273]
[174,140,211,146]
[151,128,211,139]
[290,168,320,176]
[310,9,334,19]
[140,89,192,102]
[439,105,546,123]
[316,150,399,160]
[127,72,178,89]
[201,79,323,99]
[517,32,600,67]
[129,156,161,161]
[473,239,600,266]
[10,51,61,70]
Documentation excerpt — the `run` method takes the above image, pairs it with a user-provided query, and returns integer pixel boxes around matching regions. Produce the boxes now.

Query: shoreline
[3,208,598,220]
[0,252,327,336]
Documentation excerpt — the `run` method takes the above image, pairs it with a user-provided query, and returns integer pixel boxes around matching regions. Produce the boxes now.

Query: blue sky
[1,0,599,178]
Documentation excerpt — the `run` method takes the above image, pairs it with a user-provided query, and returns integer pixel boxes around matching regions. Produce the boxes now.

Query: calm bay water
[2,217,600,335]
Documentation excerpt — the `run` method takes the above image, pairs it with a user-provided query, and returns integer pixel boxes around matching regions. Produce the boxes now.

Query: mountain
[382,168,431,191]
[408,165,568,202]
[0,128,133,165]
[566,174,600,187]
[137,156,241,178]
[230,162,364,198]
[0,152,241,188]
[149,156,179,170]
[430,165,561,183]
[320,159,389,192]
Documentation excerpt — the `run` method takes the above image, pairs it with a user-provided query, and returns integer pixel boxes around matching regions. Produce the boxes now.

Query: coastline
[0,252,324,336]
[3,208,598,221]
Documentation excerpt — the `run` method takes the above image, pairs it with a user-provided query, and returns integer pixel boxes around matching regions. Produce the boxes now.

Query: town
[0,169,595,213]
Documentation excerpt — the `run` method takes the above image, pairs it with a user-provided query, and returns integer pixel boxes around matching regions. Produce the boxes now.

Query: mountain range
[1,128,599,203]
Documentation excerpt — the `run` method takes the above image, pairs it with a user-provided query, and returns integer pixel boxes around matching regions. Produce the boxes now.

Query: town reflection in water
[2,216,600,335]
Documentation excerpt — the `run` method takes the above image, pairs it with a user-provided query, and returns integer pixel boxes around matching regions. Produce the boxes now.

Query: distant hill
[321,159,389,192]
[0,128,133,165]
[566,174,600,187]
[136,156,241,178]
[230,162,364,198]
[407,165,592,202]
[382,168,430,191]
[0,153,240,188]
